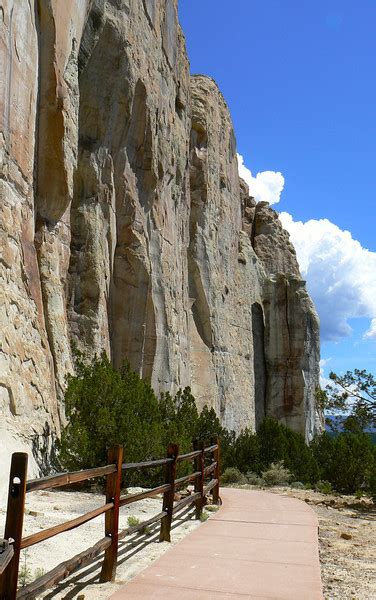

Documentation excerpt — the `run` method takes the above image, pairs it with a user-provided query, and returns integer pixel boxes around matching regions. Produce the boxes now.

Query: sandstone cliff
[0,0,322,483]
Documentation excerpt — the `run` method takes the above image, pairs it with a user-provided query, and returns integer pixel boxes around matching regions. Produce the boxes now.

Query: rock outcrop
[0,0,322,487]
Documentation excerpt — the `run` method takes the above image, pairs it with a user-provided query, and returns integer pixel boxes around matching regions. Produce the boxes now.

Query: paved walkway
[111,488,323,599]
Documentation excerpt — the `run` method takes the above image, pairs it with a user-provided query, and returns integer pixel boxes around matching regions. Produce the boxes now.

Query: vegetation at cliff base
[58,353,376,500]
[57,351,224,484]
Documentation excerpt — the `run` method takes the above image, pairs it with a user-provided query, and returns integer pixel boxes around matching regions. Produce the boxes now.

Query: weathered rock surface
[243,200,323,437]
[0,0,322,488]
[188,76,269,432]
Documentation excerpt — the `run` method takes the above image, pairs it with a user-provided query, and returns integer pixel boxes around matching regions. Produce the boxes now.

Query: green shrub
[18,564,45,587]
[159,387,199,454]
[195,406,234,470]
[58,354,164,478]
[311,432,374,494]
[34,568,46,580]
[257,418,289,469]
[220,467,247,485]
[290,481,305,489]
[127,516,141,527]
[141,525,153,536]
[231,429,260,474]
[18,565,32,587]
[366,449,376,502]
[199,511,209,522]
[283,427,320,484]
[315,480,332,495]
[57,352,210,485]
[257,418,319,483]
[246,471,265,486]
[195,406,222,441]
[262,461,292,486]
[56,352,375,500]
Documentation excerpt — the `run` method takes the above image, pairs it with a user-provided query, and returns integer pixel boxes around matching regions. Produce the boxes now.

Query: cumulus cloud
[365,318,376,339]
[319,358,332,388]
[279,212,376,342]
[237,154,284,205]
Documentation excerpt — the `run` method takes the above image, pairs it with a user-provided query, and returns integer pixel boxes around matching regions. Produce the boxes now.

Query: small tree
[57,351,220,483]
[231,429,260,474]
[256,417,319,483]
[324,369,376,430]
[311,431,374,494]
[257,417,289,469]
[57,353,164,475]
[158,387,198,454]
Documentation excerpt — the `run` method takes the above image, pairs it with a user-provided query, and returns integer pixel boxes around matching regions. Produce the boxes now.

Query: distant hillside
[325,415,376,443]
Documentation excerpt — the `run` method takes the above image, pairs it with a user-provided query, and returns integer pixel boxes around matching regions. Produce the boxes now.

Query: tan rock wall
[263,274,321,438]
[243,192,322,438]
[69,0,192,395]
[188,76,266,432]
[0,1,60,476]
[0,0,322,491]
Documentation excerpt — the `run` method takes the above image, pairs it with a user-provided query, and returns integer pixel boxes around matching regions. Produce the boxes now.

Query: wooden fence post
[193,439,205,518]
[0,452,28,600]
[212,435,220,504]
[99,445,123,583]
[159,444,179,542]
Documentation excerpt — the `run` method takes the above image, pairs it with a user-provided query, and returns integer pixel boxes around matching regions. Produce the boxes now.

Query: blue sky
[179,0,376,380]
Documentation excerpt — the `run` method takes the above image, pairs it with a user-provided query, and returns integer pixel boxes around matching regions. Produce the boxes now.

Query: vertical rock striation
[252,203,322,438]
[188,76,266,432]
[0,0,60,481]
[0,0,322,488]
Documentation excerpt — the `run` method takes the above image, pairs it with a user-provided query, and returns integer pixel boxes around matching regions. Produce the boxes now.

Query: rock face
[243,201,322,437]
[0,0,322,485]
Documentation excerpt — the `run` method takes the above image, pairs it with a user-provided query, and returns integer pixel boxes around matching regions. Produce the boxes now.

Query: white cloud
[320,358,331,369]
[237,153,376,343]
[279,212,376,342]
[237,154,284,205]
[364,318,376,339]
[319,358,332,388]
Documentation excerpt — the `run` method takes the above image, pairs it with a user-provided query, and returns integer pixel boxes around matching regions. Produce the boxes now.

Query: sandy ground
[2,485,374,599]
[245,485,376,600]
[0,487,202,599]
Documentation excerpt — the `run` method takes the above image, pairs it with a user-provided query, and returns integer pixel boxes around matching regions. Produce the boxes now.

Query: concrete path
[111,488,323,599]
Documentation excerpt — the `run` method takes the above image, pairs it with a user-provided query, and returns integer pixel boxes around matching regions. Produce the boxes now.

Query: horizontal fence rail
[0,437,220,600]
[204,478,219,495]
[204,462,217,476]
[172,492,201,514]
[176,450,202,462]
[119,483,171,507]
[26,464,117,493]
[20,502,114,549]
[17,537,112,600]
[175,471,201,488]
[122,457,173,471]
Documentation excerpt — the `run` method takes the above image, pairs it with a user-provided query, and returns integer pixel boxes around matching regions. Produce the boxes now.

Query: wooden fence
[0,438,220,599]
